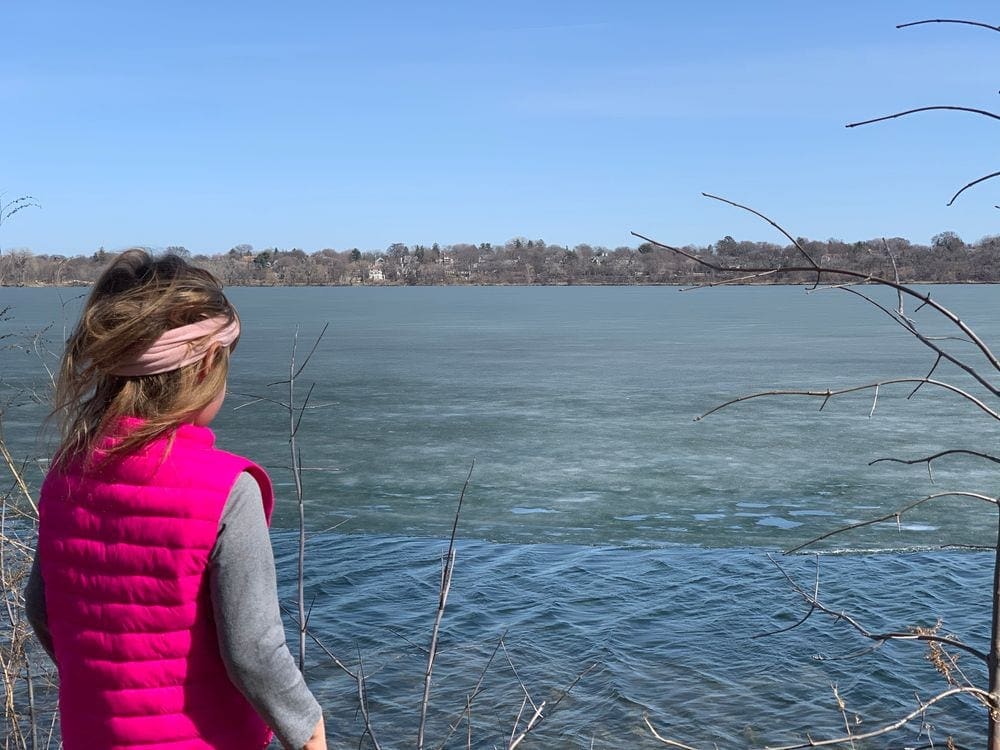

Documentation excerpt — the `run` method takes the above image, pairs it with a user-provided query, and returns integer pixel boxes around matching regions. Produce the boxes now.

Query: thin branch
[501,639,539,714]
[879,237,908,323]
[825,285,985,397]
[630,226,1000,382]
[356,648,383,750]
[754,561,820,638]
[229,394,289,411]
[507,663,596,749]
[909,354,942,400]
[292,382,317,438]
[701,193,819,270]
[870,449,1000,468]
[763,686,993,750]
[508,701,544,750]
[695,378,1000,423]
[948,170,1000,206]
[279,603,356,678]
[846,105,1000,129]
[786,492,999,554]
[831,684,856,750]
[679,268,780,290]
[433,632,507,750]
[763,555,989,662]
[643,715,701,750]
[417,460,476,750]
[293,322,330,380]
[897,18,1000,33]
[0,440,36,515]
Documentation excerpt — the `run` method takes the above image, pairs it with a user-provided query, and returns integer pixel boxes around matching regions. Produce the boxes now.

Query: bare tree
[637,189,999,746]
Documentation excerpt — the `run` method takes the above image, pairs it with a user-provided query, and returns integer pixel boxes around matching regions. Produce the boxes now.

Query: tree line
[1,231,997,286]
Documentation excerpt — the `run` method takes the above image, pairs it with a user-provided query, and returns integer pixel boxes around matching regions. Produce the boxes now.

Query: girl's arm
[24,551,57,662]
[210,472,326,750]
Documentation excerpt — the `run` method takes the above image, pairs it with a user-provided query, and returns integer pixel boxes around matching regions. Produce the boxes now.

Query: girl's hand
[300,716,326,750]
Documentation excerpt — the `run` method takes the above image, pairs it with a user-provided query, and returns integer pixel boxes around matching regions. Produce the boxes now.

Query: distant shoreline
[3,279,996,289]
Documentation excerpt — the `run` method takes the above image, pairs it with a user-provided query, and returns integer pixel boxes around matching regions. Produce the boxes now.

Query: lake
[2,284,998,747]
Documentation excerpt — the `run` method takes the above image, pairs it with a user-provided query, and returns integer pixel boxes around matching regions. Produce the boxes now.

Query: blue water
[2,284,998,747]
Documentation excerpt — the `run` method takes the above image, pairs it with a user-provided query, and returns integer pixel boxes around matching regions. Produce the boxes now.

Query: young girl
[25,250,327,750]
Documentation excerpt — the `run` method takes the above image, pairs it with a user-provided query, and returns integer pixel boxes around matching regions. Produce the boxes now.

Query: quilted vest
[38,418,276,750]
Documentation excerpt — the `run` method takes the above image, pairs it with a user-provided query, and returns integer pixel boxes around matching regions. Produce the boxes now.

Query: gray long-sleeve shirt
[24,472,321,749]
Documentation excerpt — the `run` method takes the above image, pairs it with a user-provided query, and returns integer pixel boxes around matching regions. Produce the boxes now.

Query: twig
[507,662,597,749]
[695,378,1000,423]
[643,715,706,749]
[433,632,506,750]
[870,449,1000,468]
[948,170,1000,206]
[897,18,1000,33]
[763,686,992,749]
[416,460,475,750]
[356,648,383,750]
[831,684,856,750]
[701,193,819,271]
[846,105,1000,129]
[786,491,999,555]
[762,554,989,662]
[631,219,1000,381]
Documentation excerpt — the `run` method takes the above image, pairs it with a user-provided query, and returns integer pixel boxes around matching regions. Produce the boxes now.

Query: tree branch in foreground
[416,459,475,750]
[897,18,1000,33]
[692,379,1000,423]
[758,554,988,663]
[646,687,989,749]
[631,213,1000,382]
[785,491,998,554]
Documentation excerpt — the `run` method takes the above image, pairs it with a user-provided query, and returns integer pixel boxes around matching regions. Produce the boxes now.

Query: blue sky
[2,1,997,255]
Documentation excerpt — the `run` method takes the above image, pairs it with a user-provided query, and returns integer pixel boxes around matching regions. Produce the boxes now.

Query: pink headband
[110,316,240,376]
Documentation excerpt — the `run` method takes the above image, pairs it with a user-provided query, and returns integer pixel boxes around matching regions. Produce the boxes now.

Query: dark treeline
[2,231,998,286]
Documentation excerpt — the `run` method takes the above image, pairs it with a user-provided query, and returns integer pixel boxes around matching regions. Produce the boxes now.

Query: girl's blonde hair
[53,249,239,465]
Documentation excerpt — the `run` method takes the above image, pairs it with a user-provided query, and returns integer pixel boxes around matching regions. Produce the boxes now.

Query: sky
[1,1,997,256]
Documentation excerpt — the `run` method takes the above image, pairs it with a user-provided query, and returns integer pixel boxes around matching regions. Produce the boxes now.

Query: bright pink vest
[38,419,275,750]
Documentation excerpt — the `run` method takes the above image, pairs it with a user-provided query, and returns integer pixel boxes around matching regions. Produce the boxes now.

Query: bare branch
[279,602,357,679]
[293,322,330,380]
[870,449,1000,468]
[356,648,383,750]
[763,555,989,662]
[507,663,597,749]
[644,714,701,749]
[679,268,780,290]
[846,105,1000,129]
[948,170,1000,206]
[695,379,1000,423]
[763,687,992,750]
[631,224,1000,381]
[701,193,819,270]
[417,460,475,750]
[786,491,999,554]
[897,18,1000,33]
[830,684,856,750]
[433,632,507,750]
[815,284,992,400]
[0,196,40,225]
[879,238,908,322]
[909,354,942,400]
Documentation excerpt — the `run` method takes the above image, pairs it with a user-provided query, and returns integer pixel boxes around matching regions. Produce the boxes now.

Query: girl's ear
[196,343,222,382]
